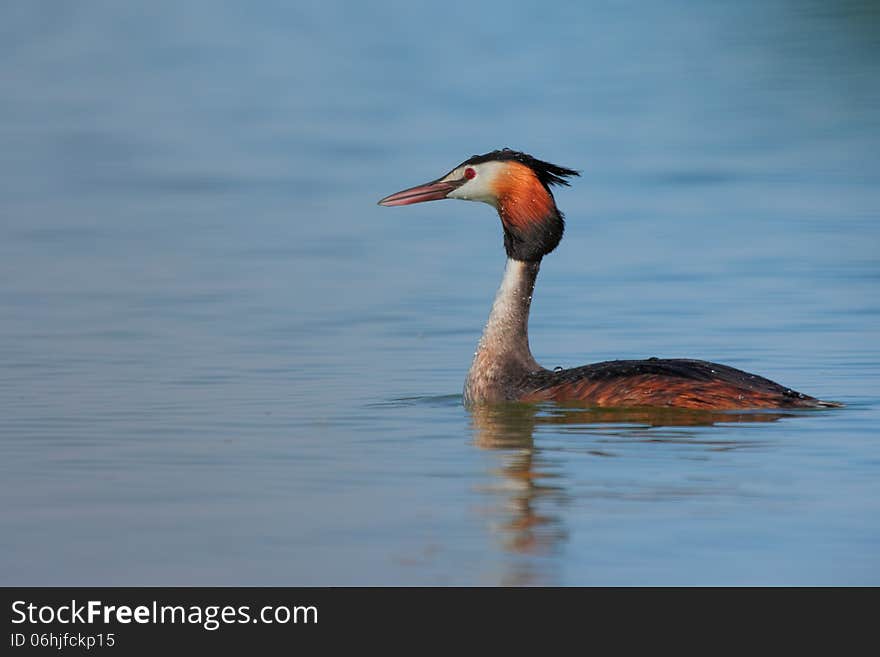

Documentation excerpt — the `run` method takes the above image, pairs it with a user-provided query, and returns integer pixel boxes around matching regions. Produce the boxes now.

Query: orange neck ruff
[493,162,556,229]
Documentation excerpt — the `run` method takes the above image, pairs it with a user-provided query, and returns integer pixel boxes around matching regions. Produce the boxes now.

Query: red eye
[464,167,476,179]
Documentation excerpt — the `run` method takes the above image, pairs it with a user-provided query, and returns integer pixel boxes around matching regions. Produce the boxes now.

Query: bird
[378,148,839,410]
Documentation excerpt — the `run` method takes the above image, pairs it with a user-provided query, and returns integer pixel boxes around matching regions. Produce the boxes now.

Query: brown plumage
[519,358,836,409]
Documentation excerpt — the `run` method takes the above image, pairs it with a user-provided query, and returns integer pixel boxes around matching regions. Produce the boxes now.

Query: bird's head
[378,148,579,262]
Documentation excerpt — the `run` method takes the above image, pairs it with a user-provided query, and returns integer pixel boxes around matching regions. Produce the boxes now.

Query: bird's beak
[377,177,465,207]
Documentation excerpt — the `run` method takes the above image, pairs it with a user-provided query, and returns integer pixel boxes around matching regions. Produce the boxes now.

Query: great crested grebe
[378,148,838,410]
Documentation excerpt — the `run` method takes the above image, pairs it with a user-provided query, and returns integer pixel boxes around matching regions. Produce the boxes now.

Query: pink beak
[377,178,464,207]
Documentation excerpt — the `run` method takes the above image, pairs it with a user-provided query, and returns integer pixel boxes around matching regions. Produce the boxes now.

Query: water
[1,0,878,585]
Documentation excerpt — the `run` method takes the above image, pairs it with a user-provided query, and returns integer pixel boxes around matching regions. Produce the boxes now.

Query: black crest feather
[461,148,580,190]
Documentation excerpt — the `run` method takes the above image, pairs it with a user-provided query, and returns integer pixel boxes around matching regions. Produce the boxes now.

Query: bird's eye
[464,167,476,180]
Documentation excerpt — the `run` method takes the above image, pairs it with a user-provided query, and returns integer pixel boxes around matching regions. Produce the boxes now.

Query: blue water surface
[1,0,878,585]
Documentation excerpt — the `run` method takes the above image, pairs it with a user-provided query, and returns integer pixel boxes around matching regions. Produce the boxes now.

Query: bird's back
[522,358,838,409]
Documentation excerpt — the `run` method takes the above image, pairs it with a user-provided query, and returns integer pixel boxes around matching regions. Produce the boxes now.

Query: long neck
[464,258,543,404]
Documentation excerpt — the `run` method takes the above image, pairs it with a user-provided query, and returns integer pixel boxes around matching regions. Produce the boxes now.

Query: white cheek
[448,178,496,205]
[447,161,503,206]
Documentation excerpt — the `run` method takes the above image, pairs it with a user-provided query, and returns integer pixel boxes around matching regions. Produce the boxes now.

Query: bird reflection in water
[471,404,568,560]
[469,403,795,581]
